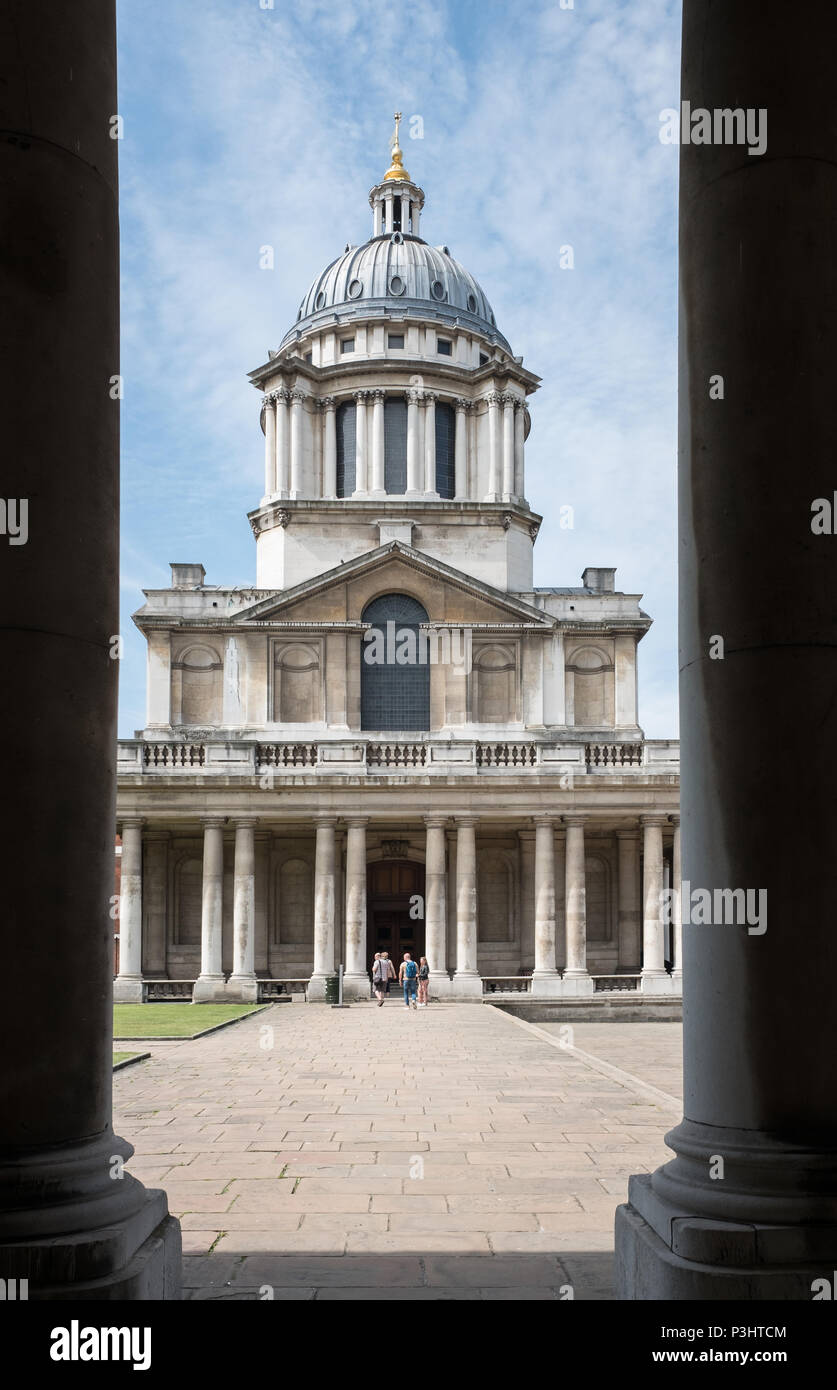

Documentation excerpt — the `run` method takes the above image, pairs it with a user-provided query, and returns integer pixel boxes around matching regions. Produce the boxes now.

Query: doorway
[367,859,426,970]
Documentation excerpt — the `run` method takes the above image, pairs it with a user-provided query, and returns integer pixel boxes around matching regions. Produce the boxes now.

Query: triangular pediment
[233,542,554,628]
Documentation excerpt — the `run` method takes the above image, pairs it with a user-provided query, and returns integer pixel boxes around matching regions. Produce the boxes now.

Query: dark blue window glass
[336,401,356,497]
[361,593,430,732]
[435,402,455,499]
[384,398,408,494]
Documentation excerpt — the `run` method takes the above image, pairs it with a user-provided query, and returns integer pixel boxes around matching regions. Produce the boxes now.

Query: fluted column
[502,392,515,498]
[513,399,525,498]
[352,389,368,495]
[452,817,481,996]
[275,388,290,496]
[343,818,369,999]
[531,816,561,995]
[640,815,668,987]
[454,398,469,498]
[263,393,276,496]
[113,820,144,1003]
[370,389,385,495]
[289,388,304,496]
[425,817,449,993]
[309,817,337,999]
[563,815,593,993]
[322,396,337,497]
[617,827,642,971]
[423,391,438,496]
[670,814,682,986]
[406,389,422,494]
[486,392,501,500]
[193,819,227,1002]
[228,818,258,1002]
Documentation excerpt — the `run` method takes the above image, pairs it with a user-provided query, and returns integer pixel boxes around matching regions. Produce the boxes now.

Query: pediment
[234,542,553,628]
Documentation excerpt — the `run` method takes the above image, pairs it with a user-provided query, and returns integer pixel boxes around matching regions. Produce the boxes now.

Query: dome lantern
[369,112,424,238]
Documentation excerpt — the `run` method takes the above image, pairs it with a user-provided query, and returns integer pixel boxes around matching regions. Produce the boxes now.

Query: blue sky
[116,0,681,737]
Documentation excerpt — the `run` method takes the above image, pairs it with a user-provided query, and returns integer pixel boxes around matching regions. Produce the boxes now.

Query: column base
[306,972,331,1002]
[530,971,563,998]
[193,974,228,1003]
[559,972,594,996]
[113,976,144,1004]
[429,971,454,998]
[450,972,483,999]
[640,969,678,995]
[342,973,371,1002]
[615,1178,837,1300]
[0,1133,181,1299]
[226,974,258,1003]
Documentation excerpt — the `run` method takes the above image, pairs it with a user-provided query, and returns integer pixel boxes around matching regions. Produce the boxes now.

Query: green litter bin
[324,973,339,1004]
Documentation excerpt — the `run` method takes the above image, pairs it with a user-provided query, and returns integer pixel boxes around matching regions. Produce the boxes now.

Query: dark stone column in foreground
[616,0,837,1298]
[0,0,180,1297]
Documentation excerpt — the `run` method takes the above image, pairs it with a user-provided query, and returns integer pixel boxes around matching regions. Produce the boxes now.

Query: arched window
[435,401,455,498]
[336,400,356,497]
[384,397,408,494]
[361,593,430,731]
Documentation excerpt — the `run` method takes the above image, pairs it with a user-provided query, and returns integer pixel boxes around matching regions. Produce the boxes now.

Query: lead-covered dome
[279,232,511,353]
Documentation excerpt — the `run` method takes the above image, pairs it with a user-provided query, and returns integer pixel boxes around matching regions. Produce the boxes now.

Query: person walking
[417,956,430,1007]
[399,952,418,1009]
[372,951,395,1006]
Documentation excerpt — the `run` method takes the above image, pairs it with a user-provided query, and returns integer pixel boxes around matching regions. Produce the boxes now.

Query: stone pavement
[113,1004,682,1300]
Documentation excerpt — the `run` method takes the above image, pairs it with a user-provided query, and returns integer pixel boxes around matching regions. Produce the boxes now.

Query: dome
[279,233,511,353]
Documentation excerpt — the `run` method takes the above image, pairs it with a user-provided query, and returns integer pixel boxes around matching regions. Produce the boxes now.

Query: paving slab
[114,1004,681,1300]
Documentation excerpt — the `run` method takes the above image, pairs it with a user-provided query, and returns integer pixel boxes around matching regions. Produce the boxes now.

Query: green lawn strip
[114,1002,267,1041]
[113,1051,150,1070]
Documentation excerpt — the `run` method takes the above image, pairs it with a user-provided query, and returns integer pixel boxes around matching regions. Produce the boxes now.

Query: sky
[116,0,682,738]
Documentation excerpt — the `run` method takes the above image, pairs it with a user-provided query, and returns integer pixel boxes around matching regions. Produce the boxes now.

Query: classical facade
[115,121,680,1004]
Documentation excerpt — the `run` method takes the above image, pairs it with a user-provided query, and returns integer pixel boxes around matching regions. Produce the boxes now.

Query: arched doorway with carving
[367,856,426,969]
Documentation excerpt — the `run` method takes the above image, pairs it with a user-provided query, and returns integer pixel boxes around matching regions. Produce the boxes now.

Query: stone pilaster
[113,819,144,1003]
[263,392,276,496]
[617,827,642,971]
[308,817,337,1000]
[193,819,227,1002]
[343,818,369,999]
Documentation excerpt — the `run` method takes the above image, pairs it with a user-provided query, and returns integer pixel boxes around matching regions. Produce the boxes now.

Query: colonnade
[262,388,525,502]
[114,812,682,1003]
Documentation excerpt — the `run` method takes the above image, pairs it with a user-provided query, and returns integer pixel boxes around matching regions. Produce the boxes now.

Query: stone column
[615,0,837,1299]
[502,393,515,498]
[370,389,385,495]
[193,819,226,1002]
[640,815,668,989]
[275,388,290,495]
[531,817,561,995]
[343,818,369,999]
[486,392,502,500]
[513,399,525,498]
[425,817,449,994]
[143,829,169,977]
[228,819,258,1002]
[554,828,567,970]
[145,630,171,729]
[616,827,642,971]
[309,817,337,999]
[263,393,276,496]
[454,398,469,498]
[353,390,368,495]
[289,388,304,496]
[562,816,593,993]
[322,396,337,497]
[670,814,682,986]
[406,389,422,494]
[452,817,481,996]
[113,820,144,1003]
[423,391,438,496]
[0,0,180,1297]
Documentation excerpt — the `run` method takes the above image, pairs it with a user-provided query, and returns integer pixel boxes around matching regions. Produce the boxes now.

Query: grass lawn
[113,1051,143,1065]
[113,1003,264,1040]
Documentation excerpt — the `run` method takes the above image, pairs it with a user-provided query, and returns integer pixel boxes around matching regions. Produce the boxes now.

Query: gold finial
[384,110,411,182]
